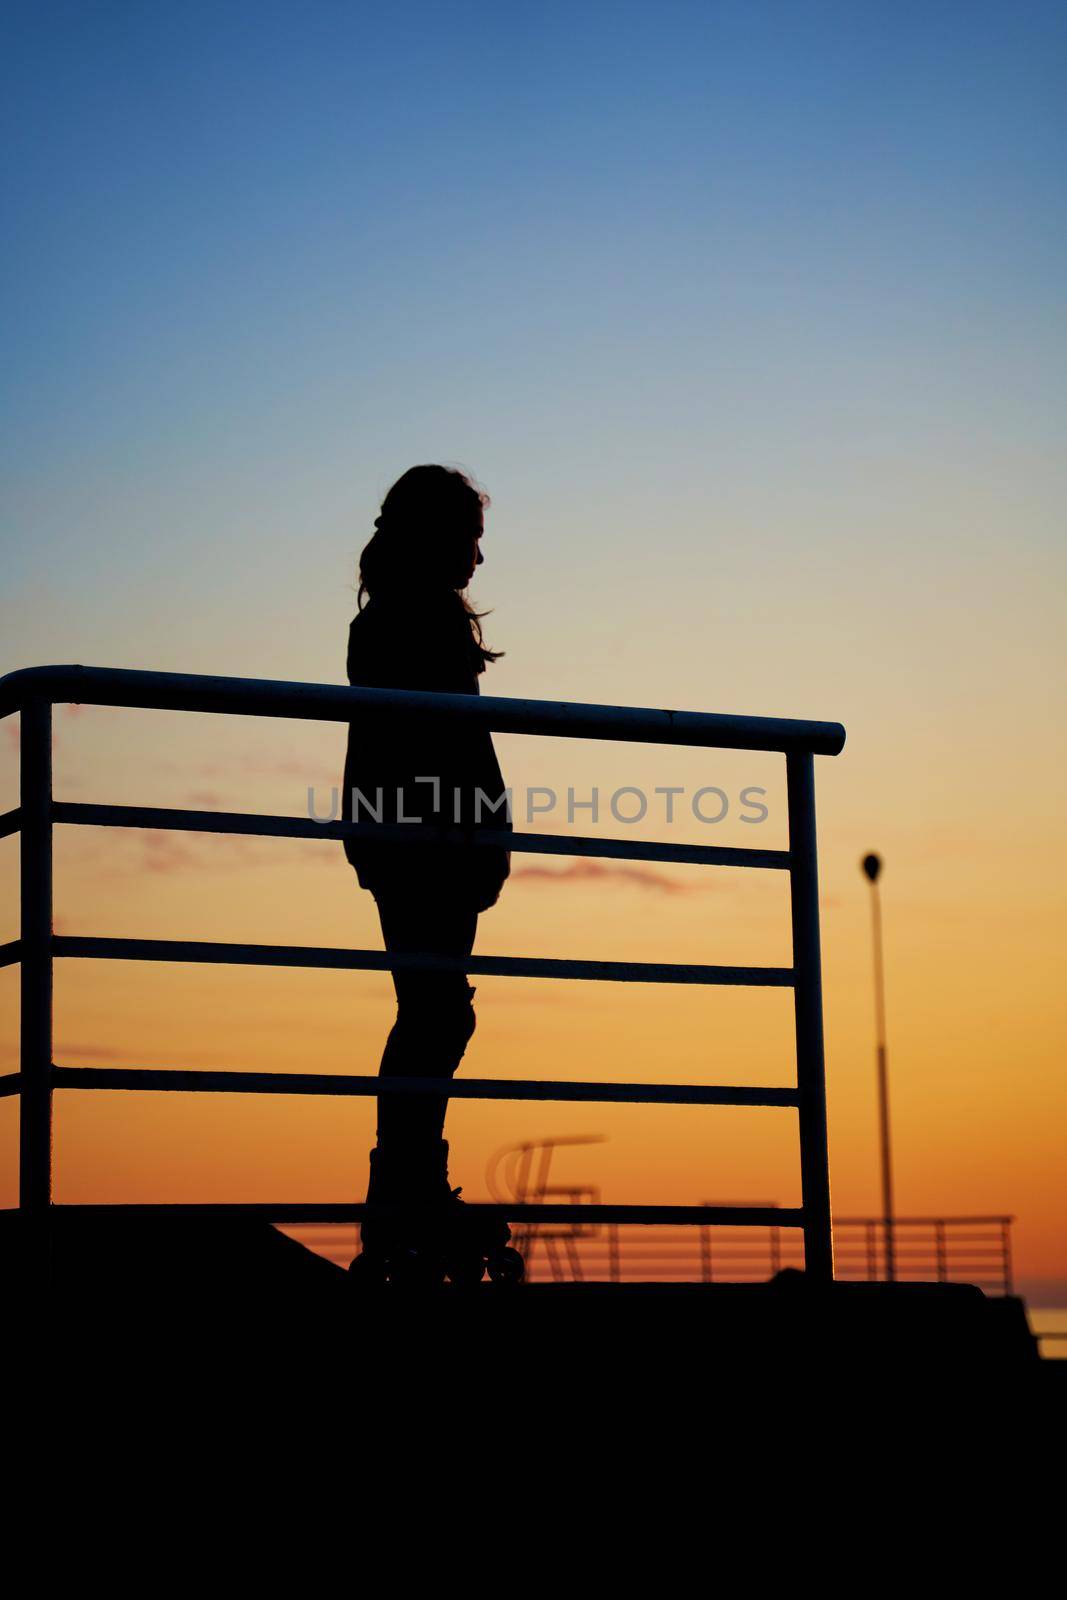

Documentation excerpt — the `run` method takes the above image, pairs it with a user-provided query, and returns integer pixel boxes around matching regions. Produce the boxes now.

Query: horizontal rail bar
[284,1217,1006,1233]
[51,1065,800,1107]
[0,664,846,756]
[825,1242,1006,1253]
[518,1241,785,1251]
[531,1241,790,1254]
[50,1201,806,1228]
[871,1236,1006,1245]
[820,1246,1004,1258]
[0,1072,21,1098]
[53,802,792,872]
[831,1216,1014,1226]
[0,941,20,968]
[54,935,795,988]
[0,808,19,840]
[517,1240,1004,1251]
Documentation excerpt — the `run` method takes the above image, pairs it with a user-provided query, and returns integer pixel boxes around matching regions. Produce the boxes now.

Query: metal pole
[786,751,834,1281]
[863,858,896,1281]
[20,698,54,1291]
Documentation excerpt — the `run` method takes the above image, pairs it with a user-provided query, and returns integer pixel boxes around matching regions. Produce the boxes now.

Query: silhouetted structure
[0,661,844,1288]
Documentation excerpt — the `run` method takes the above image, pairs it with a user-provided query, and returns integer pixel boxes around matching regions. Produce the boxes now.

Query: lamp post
[862,852,895,1282]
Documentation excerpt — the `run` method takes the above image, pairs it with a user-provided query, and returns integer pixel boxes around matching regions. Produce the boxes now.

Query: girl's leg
[372,887,479,1148]
[357,886,513,1274]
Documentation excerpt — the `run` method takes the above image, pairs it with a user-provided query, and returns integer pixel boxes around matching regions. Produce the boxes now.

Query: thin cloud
[55,1042,123,1061]
[511,859,709,896]
[62,829,277,877]
[188,753,340,784]
[56,827,334,880]
[139,829,275,874]
[141,830,204,874]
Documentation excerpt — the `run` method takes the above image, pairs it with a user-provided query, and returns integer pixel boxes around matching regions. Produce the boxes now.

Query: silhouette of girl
[342,465,515,1280]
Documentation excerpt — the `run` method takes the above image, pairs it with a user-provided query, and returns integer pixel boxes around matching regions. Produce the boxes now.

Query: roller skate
[348,1140,441,1287]
[349,1139,524,1287]
[433,1140,524,1287]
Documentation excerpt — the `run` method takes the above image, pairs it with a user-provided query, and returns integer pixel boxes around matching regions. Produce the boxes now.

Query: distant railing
[279,1214,1016,1297]
[0,662,845,1285]
[518,1213,1016,1294]
[481,1140,1010,1296]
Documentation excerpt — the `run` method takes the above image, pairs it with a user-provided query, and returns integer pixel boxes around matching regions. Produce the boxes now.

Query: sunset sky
[1,2,1064,1299]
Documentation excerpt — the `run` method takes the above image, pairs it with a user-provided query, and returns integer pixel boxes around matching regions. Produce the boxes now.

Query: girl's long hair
[357,464,502,672]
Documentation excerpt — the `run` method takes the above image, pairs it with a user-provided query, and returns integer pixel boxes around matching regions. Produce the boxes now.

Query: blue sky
[1,1,1063,718]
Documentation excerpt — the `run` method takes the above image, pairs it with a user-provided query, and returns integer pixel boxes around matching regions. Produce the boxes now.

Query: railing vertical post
[20,697,54,1289]
[1001,1219,1013,1296]
[787,750,834,1282]
[935,1220,947,1283]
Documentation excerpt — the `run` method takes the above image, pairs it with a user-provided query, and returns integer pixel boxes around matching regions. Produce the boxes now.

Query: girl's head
[357,464,502,668]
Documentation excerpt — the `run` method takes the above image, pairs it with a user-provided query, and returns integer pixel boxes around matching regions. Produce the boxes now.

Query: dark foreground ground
[9,1211,1059,1535]
[9,1209,1047,1384]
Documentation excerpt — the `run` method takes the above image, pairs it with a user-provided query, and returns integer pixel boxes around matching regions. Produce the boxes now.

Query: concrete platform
[7,1210,1043,1390]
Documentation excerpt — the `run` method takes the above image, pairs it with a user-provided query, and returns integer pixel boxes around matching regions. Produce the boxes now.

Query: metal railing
[515,1213,1016,1294]
[278,1214,1016,1296]
[0,662,845,1284]
[482,1140,1015,1292]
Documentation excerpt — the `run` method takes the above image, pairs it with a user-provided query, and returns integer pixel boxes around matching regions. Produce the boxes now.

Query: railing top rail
[0,664,846,756]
